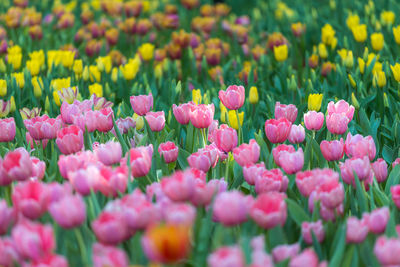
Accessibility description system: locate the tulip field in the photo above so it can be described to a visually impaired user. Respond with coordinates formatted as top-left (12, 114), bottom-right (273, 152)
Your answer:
top-left (3, 0), bottom-right (400, 266)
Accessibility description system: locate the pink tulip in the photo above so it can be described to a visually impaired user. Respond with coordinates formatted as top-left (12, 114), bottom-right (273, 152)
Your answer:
top-left (12, 220), bottom-right (55, 262)
top-left (251, 247), bottom-right (274, 267)
top-left (346, 216), bottom-right (369, 243)
top-left (255, 168), bottom-right (288, 193)
top-left (272, 244), bottom-right (300, 263)
top-left (214, 124), bottom-right (238, 152)
top-left (93, 243), bottom-right (129, 267)
top-left (213, 191), bottom-right (249, 226)
top-left (289, 248), bottom-right (319, 267)
top-left (243, 163), bottom-right (266, 185)
top-left (26, 132), bottom-right (48, 150)
top-left (0, 200), bottom-right (16, 235)
top-left (207, 120), bottom-right (219, 143)
top-left (126, 144), bottom-right (153, 177)
top-left (302, 220), bottom-right (325, 244)
top-left (344, 133), bottom-right (376, 161)
top-left (250, 192), bottom-right (287, 229)
top-left (288, 124), bottom-right (305, 144)
top-left (264, 117), bottom-right (292, 143)
top-left (24, 115), bottom-right (49, 140)
top-left (327, 100), bottom-right (355, 121)
top-left (172, 102), bottom-right (193, 125)
top-left (119, 190), bottom-right (161, 230)
top-left (191, 178), bottom-right (225, 206)
top-left (278, 147), bottom-right (304, 174)
top-left (96, 107), bottom-right (114, 132)
top-left (187, 150), bottom-right (212, 173)
top-left (319, 203), bottom-right (343, 222)
top-left (364, 207), bottom-right (389, 234)
top-left (273, 144), bottom-right (295, 167)
top-left (100, 165), bottom-right (129, 197)
top-left (164, 203), bottom-right (196, 225)
top-left (393, 158), bottom-right (400, 168)
top-left (189, 103), bottom-right (215, 129)
top-left (0, 237), bottom-right (20, 267)
top-left (392, 185), bottom-right (400, 209)
top-left (31, 157), bottom-right (46, 180)
top-left (112, 117), bottom-right (136, 135)
top-left (317, 172), bottom-right (344, 209)
top-left (374, 236), bottom-right (400, 266)
top-left (145, 111), bottom-right (165, 132)
top-left (73, 110), bottom-right (98, 132)
top-left (44, 182), bottom-right (73, 205)
top-left (95, 141), bottom-right (122, 166)
top-left (68, 165), bottom-right (102, 196)
top-left (208, 245), bottom-right (246, 267)
top-left (48, 194), bottom-right (86, 229)
top-left (303, 111), bottom-right (324, 131)
top-left (296, 170), bottom-right (322, 197)
top-left (161, 169), bottom-right (196, 202)
top-left (92, 211), bottom-right (129, 245)
top-left (320, 138), bottom-right (344, 161)
top-left (58, 151), bottom-right (91, 179)
top-left (158, 141), bottom-right (179, 163)
top-left (275, 102), bottom-right (298, 123)
top-left (60, 99), bottom-right (92, 124)
top-left (326, 112), bottom-right (350, 135)
top-left (56, 125), bottom-right (84, 155)
top-left (0, 118), bottom-right (16, 142)
top-left (12, 180), bottom-right (48, 220)
top-left (233, 139), bottom-right (260, 166)
top-left (372, 158), bottom-right (388, 183)
top-left (340, 156), bottom-right (373, 186)
top-left (218, 85), bottom-right (245, 110)
top-left (2, 147), bottom-right (33, 181)
top-left (130, 93), bottom-right (153, 116)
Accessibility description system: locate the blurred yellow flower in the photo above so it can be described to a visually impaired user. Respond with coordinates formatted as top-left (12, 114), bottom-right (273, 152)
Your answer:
top-left (12, 72), bottom-right (25, 89)
top-left (352, 24), bottom-right (367, 42)
top-left (83, 66), bottom-right (90, 81)
top-left (0, 59), bottom-right (6, 73)
top-left (73, 60), bottom-right (83, 77)
top-left (61, 51), bottom-right (75, 68)
top-left (10, 96), bottom-right (16, 113)
top-left (32, 77), bottom-right (43, 98)
top-left (26, 60), bottom-right (41, 76)
top-left (0, 79), bottom-right (7, 97)
top-left (273, 44), bottom-right (288, 62)
top-left (391, 63), bottom-right (400, 82)
top-left (393, 25), bottom-right (400, 45)
top-left (308, 93), bottom-right (323, 111)
top-left (111, 67), bottom-right (119, 82)
top-left (51, 78), bottom-right (71, 106)
top-left (89, 65), bottom-right (101, 82)
top-left (371, 33), bottom-right (384, 51)
top-left (351, 92), bottom-right (360, 109)
top-left (138, 43), bottom-right (155, 61)
top-left (155, 64), bottom-right (163, 79)
top-left (318, 43), bottom-right (328, 59)
top-left (228, 110), bottom-right (244, 130)
top-left (192, 89), bottom-right (202, 105)
top-left (133, 113), bottom-right (144, 130)
top-left (220, 102), bottom-right (227, 123)
top-left (29, 50), bottom-right (45, 67)
top-left (119, 58), bottom-right (140, 81)
top-left (373, 71), bottom-right (386, 88)
top-left (249, 86), bottom-right (259, 104)
top-left (8, 53), bottom-right (22, 70)
top-left (381, 10), bottom-right (395, 26)
top-left (348, 74), bottom-right (356, 88)
top-left (346, 14), bottom-right (360, 29)
top-left (97, 56), bottom-right (112, 73)
top-left (321, 24), bottom-right (336, 45)
top-left (89, 83), bottom-right (103, 97)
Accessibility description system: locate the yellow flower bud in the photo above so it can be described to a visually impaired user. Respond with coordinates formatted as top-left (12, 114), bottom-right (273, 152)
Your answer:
top-left (26, 60), bottom-right (41, 76)
top-left (73, 60), bottom-right (83, 75)
top-left (383, 92), bottom-right (389, 108)
top-left (348, 74), bottom-right (356, 88)
top-left (82, 66), bottom-right (90, 81)
top-left (351, 92), bottom-right (360, 109)
top-left (155, 64), bottom-right (163, 79)
top-left (0, 59), bottom-right (6, 73)
top-left (393, 26), bottom-right (400, 45)
top-left (373, 71), bottom-right (386, 87)
top-left (138, 43), bottom-right (155, 61)
top-left (381, 11), bottom-right (395, 26)
top-left (111, 67), bottom-right (119, 82)
top-left (228, 110), bottom-right (244, 130)
top-left (344, 51), bottom-right (354, 68)
top-left (89, 83), bottom-right (103, 97)
top-left (308, 93), bottom-right (323, 111)
top-left (0, 79), bottom-right (7, 97)
top-left (220, 102), bottom-right (227, 123)
top-left (192, 89), bottom-right (202, 105)
top-left (133, 113), bottom-right (144, 130)
top-left (318, 43), bottom-right (328, 59)
top-left (358, 58), bottom-right (365, 74)
top-left (321, 24), bottom-right (336, 45)
top-left (8, 54), bottom-right (22, 70)
top-left (45, 96), bottom-right (50, 112)
top-left (346, 14), bottom-right (360, 29)
top-left (249, 86), bottom-right (259, 104)
top-left (273, 44), bottom-right (288, 62)
top-left (371, 32), bottom-right (384, 51)
top-left (119, 58), bottom-right (140, 81)
top-left (10, 96), bottom-right (16, 113)
top-left (89, 65), bottom-right (101, 82)
top-left (32, 77), bottom-right (43, 98)
top-left (391, 63), bottom-right (400, 82)
top-left (12, 72), bottom-right (25, 89)
top-left (352, 24), bottom-right (367, 42)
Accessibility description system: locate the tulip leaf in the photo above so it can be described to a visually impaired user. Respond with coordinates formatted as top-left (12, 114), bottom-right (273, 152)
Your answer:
top-left (286, 198), bottom-right (311, 226)
top-left (328, 224), bottom-right (346, 267)
top-left (354, 172), bottom-right (368, 214)
top-left (177, 148), bottom-right (191, 169)
top-left (385, 164), bottom-right (400, 195)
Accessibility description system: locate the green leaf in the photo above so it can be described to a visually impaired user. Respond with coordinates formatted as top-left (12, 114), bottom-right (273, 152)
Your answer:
top-left (285, 198), bottom-right (311, 226)
top-left (329, 224), bottom-right (346, 267)
top-left (112, 117), bottom-right (129, 154)
top-left (385, 165), bottom-right (400, 195)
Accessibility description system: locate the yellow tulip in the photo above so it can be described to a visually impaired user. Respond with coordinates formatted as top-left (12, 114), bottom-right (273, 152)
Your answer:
top-left (26, 60), bottom-right (41, 76)
top-left (321, 24), bottom-right (336, 45)
top-left (8, 54), bottom-right (22, 70)
top-left (348, 74), bottom-right (356, 88)
top-left (308, 93), bottom-right (323, 111)
top-left (0, 59), bottom-right (6, 73)
top-left (97, 56), bottom-right (112, 73)
top-left (111, 67), bottom-right (119, 82)
top-left (351, 92), bottom-right (360, 109)
top-left (371, 32), bottom-right (384, 51)
top-left (12, 72), bottom-right (25, 89)
top-left (89, 65), bottom-right (101, 82)
top-left (220, 102), bottom-right (227, 123)
top-left (32, 77), bottom-right (43, 98)
top-left (373, 71), bottom-right (386, 88)
top-left (73, 60), bottom-right (83, 76)
top-left (0, 79), bottom-right (7, 97)
top-left (192, 89), bottom-right (202, 105)
top-left (381, 11), bottom-right (395, 26)
top-left (391, 63), bottom-right (400, 82)
top-left (82, 66), bottom-right (90, 81)
top-left (344, 51), bottom-right (354, 68)
top-left (346, 14), bottom-right (360, 29)
top-left (133, 113), bottom-right (144, 130)
top-left (228, 110), bottom-right (244, 130)
top-left (119, 58), bottom-right (140, 81)
top-left (318, 43), bottom-right (328, 59)
top-left (61, 51), bottom-right (75, 68)
top-left (155, 64), bottom-right (163, 79)
top-left (249, 86), bottom-right (259, 104)
top-left (352, 24), bottom-right (367, 42)
top-left (393, 25), bottom-right (400, 45)
top-left (273, 44), bottom-right (288, 62)
top-left (138, 43), bottom-right (155, 61)
top-left (45, 96), bottom-right (50, 112)
top-left (10, 96), bottom-right (16, 113)
top-left (89, 83), bottom-right (103, 97)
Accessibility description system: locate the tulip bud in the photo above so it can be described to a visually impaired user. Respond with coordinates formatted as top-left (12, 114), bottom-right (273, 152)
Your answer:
top-left (344, 51), bottom-right (354, 68)
top-left (32, 77), bottom-right (43, 98)
top-left (249, 86), bottom-right (259, 104)
top-left (363, 47), bottom-right (369, 61)
top-left (373, 71), bottom-right (386, 88)
top-left (82, 66), bottom-right (90, 81)
top-left (111, 67), bottom-right (118, 82)
top-left (288, 75), bottom-right (297, 91)
top-left (0, 79), bottom-right (7, 97)
top-left (348, 74), bottom-right (356, 88)
top-left (0, 59), bottom-right (6, 73)
top-left (351, 93), bottom-right (360, 109)
top-left (383, 92), bottom-right (389, 108)
top-left (10, 96), bottom-right (16, 113)
top-left (45, 96), bottom-right (50, 112)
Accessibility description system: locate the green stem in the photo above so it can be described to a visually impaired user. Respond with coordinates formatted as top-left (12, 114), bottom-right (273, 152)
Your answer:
top-left (235, 110), bottom-right (242, 144)
top-left (225, 153), bottom-right (231, 185)
top-left (74, 228), bottom-right (89, 266)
